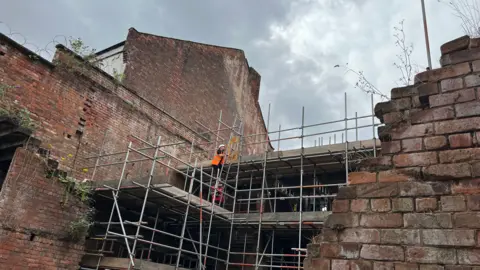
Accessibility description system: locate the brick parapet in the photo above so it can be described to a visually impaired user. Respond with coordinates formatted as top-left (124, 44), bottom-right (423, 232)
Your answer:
top-left (348, 35), bottom-right (480, 189)
top-left (305, 36), bottom-right (480, 269)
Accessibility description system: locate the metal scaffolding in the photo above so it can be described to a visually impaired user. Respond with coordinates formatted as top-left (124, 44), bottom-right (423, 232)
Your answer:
top-left (83, 92), bottom-right (380, 270)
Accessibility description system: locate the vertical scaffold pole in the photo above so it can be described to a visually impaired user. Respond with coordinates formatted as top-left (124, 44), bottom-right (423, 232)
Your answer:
top-left (90, 129), bottom-right (108, 182)
top-left (355, 112), bottom-right (358, 141)
top-left (226, 123), bottom-right (244, 270)
top-left (111, 190), bottom-right (136, 267)
top-left (184, 139), bottom-right (196, 191)
top-left (344, 93), bottom-right (349, 184)
top-left (203, 181), bottom-right (219, 267)
top-left (130, 136), bottom-right (162, 269)
top-left (214, 110), bottom-right (223, 158)
top-left (147, 209), bottom-right (160, 261)
top-left (95, 141), bottom-right (132, 270)
top-left (298, 106), bottom-right (305, 269)
top-left (270, 230), bottom-right (275, 270)
top-left (313, 165), bottom-right (316, 212)
top-left (242, 233), bottom-right (248, 269)
top-left (176, 158), bottom-right (199, 269)
top-left (199, 164), bottom-right (204, 270)
top-left (208, 110), bottom-right (223, 203)
top-left (371, 94), bottom-right (377, 157)
top-left (247, 173), bottom-right (253, 214)
top-left (255, 103), bottom-right (270, 270)
top-left (277, 124), bottom-right (281, 151)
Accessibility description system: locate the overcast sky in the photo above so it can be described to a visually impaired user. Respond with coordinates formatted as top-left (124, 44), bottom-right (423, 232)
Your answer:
top-left (0, 0), bottom-right (468, 150)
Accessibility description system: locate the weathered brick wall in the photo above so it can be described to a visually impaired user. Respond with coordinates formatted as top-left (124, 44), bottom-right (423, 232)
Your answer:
top-left (304, 36), bottom-right (480, 269)
top-left (123, 28), bottom-right (271, 155)
top-left (0, 33), bottom-right (218, 183)
top-left (0, 148), bottom-right (88, 269)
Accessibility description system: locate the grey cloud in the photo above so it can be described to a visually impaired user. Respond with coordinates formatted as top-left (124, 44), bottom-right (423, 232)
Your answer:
top-left (0, 0), bottom-right (468, 151)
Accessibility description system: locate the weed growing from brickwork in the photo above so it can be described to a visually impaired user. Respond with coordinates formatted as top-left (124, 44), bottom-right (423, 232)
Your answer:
top-left (438, 0), bottom-right (480, 37)
top-left (335, 20), bottom-right (424, 100)
top-left (45, 166), bottom-right (95, 242)
top-left (67, 207), bottom-right (95, 242)
top-left (393, 20), bottom-right (418, 86)
top-left (0, 83), bottom-right (38, 130)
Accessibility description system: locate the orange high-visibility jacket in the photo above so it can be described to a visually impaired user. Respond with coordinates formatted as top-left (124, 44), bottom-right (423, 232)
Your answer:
top-left (211, 153), bottom-right (225, 166)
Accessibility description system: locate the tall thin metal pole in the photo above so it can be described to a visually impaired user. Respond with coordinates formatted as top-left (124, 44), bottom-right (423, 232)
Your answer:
top-left (270, 231), bottom-right (275, 270)
top-left (246, 173), bottom-right (253, 213)
top-left (355, 112), bottom-right (358, 141)
top-left (421, 0), bottom-right (432, 70)
top-left (344, 93), bottom-right (349, 184)
top-left (199, 164), bottom-right (204, 270)
top-left (176, 158), bottom-right (198, 269)
top-left (298, 106), bottom-right (305, 269)
top-left (95, 141), bottom-right (132, 270)
top-left (313, 165), bottom-right (316, 212)
top-left (90, 129), bottom-right (108, 182)
top-left (165, 144), bottom-right (177, 176)
top-left (147, 209), bottom-right (160, 261)
top-left (130, 136), bottom-right (162, 268)
top-left (205, 121), bottom-right (239, 268)
top-left (111, 190), bottom-right (136, 267)
top-left (214, 233), bottom-right (221, 270)
top-left (255, 103), bottom-right (271, 270)
top-left (277, 124), bottom-right (281, 151)
top-left (203, 174), bottom-right (220, 268)
top-left (226, 123), bottom-right (244, 270)
top-left (184, 139), bottom-right (196, 191)
top-left (273, 176), bottom-right (277, 213)
top-left (214, 110), bottom-right (223, 158)
top-left (242, 233), bottom-right (248, 269)
top-left (371, 94), bottom-right (377, 157)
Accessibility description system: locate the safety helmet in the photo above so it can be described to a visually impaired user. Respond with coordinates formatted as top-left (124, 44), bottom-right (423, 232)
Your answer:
top-left (218, 144), bottom-right (225, 149)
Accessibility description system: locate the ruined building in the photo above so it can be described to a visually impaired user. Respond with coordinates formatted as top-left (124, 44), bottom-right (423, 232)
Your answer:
top-left (4, 27), bottom-right (478, 270)
top-left (0, 28), bottom-right (270, 269)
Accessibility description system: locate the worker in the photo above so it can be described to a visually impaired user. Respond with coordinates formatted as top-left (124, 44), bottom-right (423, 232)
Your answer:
top-left (211, 182), bottom-right (225, 205)
top-left (211, 144), bottom-right (227, 177)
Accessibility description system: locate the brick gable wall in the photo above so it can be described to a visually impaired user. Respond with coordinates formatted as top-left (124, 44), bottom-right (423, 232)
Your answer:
top-left (123, 28), bottom-right (271, 155)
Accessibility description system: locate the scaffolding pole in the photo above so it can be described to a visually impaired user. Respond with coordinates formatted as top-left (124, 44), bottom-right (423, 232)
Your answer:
top-left (344, 93), bottom-right (349, 184)
top-left (129, 136), bottom-right (162, 269)
top-left (226, 123), bottom-right (244, 270)
top-left (147, 209), bottom-right (160, 261)
top-left (298, 106), bottom-right (304, 269)
top-left (176, 158), bottom-right (198, 269)
top-left (95, 142), bottom-right (132, 270)
top-left (254, 103), bottom-right (270, 270)
top-left (199, 164), bottom-right (204, 270)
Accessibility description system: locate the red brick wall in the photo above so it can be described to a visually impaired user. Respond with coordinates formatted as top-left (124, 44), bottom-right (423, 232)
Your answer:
top-left (304, 36), bottom-right (480, 269)
top-left (0, 148), bottom-right (88, 269)
top-left (123, 28), bottom-right (270, 156)
top-left (0, 33), bottom-right (216, 183)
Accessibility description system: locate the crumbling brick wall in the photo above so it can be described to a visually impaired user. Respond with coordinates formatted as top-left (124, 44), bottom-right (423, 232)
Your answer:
top-left (0, 148), bottom-right (89, 269)
top-left (0, 33), bottom-right (229, 184)
top-left (123, 28), bottom-right (271, 155)
top-left (304, 36), bottom-right (480, 269)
